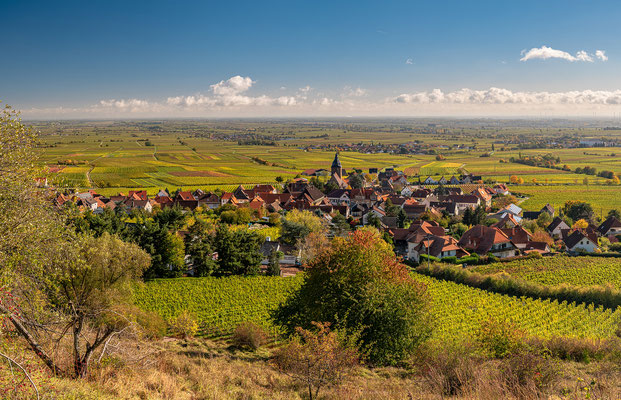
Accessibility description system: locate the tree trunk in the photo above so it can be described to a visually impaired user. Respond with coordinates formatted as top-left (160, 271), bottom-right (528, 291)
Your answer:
top-left (0, 303), bottom-right (65, 376)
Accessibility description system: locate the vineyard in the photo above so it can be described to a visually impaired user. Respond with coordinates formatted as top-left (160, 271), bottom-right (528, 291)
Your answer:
top-left (414, 274), bottom-right (621, 341)
top-left (133, 275), bottom-right (304, 336)
top-left (134, 273), bottom-right (621, 341)
top-left (471, 256), bottom-right (621, 289)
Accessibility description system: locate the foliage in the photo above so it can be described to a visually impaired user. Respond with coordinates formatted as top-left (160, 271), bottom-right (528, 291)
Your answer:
top-left (127, 219), bottom-right (185, 279)
top-left (563, 201), bottom-right (595, 223)
top-left (213, 224), bottom-right (262, 276)
top-left (477, 319), bottom-right (525, 358)
top-left (274, 229), bottom-right (432, 365)
top-left (267, 249), bottom-right (283, 276)
top-left (280, 209), bottom-right (326, 245)
top-left (462, 205), bottom-right (487, 226)
top-left (169, 310), bottom-right (199, 339)
top-left (184, 219), bottom-right (218, 277)
top-left (232, 322), bottom-right (268, 350)
top-left (273, 322), bottom-right (358, 400)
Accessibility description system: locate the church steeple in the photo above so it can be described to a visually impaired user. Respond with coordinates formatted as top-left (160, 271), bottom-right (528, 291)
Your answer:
top-left (331, 152), bottom-right (343, 177)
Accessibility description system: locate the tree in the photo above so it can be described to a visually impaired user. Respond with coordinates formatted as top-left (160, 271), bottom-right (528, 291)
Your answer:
top-left (281, 209), bottom-right (327, 246)
top-left (153, 203), bottom-right (186, 230)
top-left (509, 175), bottom-right (519, 184)
top-left (184, 219), bottom-right (218, 276)
top-left (563, 201), bottom-right (595, 223)
top-left (274, 322), bottom-right (358, 400)
top-left (331, 212), bottom-right (350, 236)
top-left (127, 219), bottom-right (186, 279)
top-left (267, 248), bottom-right (283, 276)
top-left (213, 224), bottom-right (262, 275)
top-left (536, 211), bottom-right (552, 228)
top-left (348, 173), bottom-right (365, 189)
top-left (274, 229), bottom-right (432, 365)
top-left (463, 205), bottom-right (487, 226)
top-left (608, 209), bottom-right (621, 220)
top-left (572, 219), bottom-right (589, 229)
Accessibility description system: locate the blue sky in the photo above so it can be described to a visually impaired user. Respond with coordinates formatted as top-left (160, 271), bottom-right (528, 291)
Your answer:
top-left (3, 0), bottom-right (621, 118)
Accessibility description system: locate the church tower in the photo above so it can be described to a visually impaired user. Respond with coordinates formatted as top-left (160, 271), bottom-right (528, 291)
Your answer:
top-left (331, 152), bottom-right (343, 178)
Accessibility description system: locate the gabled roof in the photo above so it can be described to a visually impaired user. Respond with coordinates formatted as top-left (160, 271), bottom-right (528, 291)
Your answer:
top-left (327, 189), bottom-right (349, 198)
top-left (500, 226), bottom-right (533, 244)
top-left (458, 225), bottom-right (515, 254)
top-left (176, 191), bottom-right (195, 201)
top-left (491, 213), bottom-right (521, 228)
top-left (598, 216), bottom-right (621, 236)
top-left (564, 230), bottom-right (597, 249)
top-left (547, 217), bottom-right (569, 232)
top-left (128, 190), bottom-right (148, 201)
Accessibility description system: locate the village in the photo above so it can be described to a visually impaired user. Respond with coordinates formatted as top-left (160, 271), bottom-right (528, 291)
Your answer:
top-left (51, 152), bottom-right (621, 274)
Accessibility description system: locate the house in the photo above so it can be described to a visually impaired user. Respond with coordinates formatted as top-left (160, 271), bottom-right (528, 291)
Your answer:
top-left (470, 187), bottom-right (492, 208)
top-left (260, 240), bottom-right (301, 269)
top-left (128, 190), bottom-right (148, 201)
top-left (362, 206), bottom-right (386, 225)
top-left (449, 175), bottom-right (461, 185)
top-left (523, 204), bottom-right (555, 220)
top-left (407, 234), bottom-right (469, 263)
top-left (458, 225), bottom-right (520, 258)
top-left (423, 176), bottom-right (437, 185)
top-left (524, 241), bottom-right (552, 255)
top-left (547, 217), bottom-right (570, 238)
top-left (491, 213), bottom-right (522, 229)
top-left (500, 226), bottom-right (533, 249)
top-left (564, 230), bottom-right (599, 253)
top-left (402, 203), bottom-right (427, 220)
top-left (597, 217), bottom-right (621, 237)
top-left (198, 192), bottom-right (221, 209)
top-left (494, 184), bottom-right (510, 196)
top-left (233, 185), bottom-right (250, 203)
top-left (327, 189), bottom-right (350, 205)
top-left (447, 194), bottom-right (480, 213)
top-left (438, 176), bottom-right (448, 185)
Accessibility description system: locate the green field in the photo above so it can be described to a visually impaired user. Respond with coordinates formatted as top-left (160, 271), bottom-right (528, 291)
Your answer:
top-left (30, 120), bottom-right (621, 211)
top-left (134, 273), bottom-right (621, 341)
top-left (472, 256), bottom-right (621, 289)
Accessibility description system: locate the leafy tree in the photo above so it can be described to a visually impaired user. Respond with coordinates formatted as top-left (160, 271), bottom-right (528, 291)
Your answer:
top-left (127, 219), bottom-right (185, 279)
top-left (536, 211), bottom-right (552, 228)
top-left (267, 248), bottom-right (284, 276)
top-left (366, 212), bottom-right (382, 228)
top-left (348, 173), bottom-right (365, 189)
top-left (563, 201), bottom-right (595, 223)
top-left (462, 205), bottom-right (487, 226)
top-left (608, 209), bottom-right (621, 220)
top-left (274, 229), bottom-right (432, 365)
top-left (153, 203), bottom-right (186, 230)
top-left (331, 212), bottom-right (350, 236)
top-left (184, 219), bottom-right (218, 276)
top-left (281, 209), bottom-right (327, 245)
top-left (213, 224), bottom-right (262, 275)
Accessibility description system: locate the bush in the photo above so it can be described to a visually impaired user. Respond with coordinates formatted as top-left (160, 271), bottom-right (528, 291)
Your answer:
top-left (169, 310), bottom-right (199, 339)
top-left (232, 322), bottom-right (268, 350)
top-left (416, 343), bottom-right (479, 396)
top-left (477, 319), bottom-right (525, 358)
top-left (273, 322), bottom-right (358, 400)
top-left (274, 229), bottom-right (431, 366)
top-left (135, 309), bottom-right (167, 339)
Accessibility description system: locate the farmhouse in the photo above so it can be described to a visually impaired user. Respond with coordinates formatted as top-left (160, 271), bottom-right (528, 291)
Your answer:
top-left (458, 225), bottom-right (520, 258)
top-left (598, 216), bottom-right (621, 237)
top-left (564, 230), bottom-right (599, 253)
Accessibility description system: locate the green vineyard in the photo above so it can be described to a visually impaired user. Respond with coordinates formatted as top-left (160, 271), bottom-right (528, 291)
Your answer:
top-left (471, 256), bottom-right (621, 289)
top-left (134, 273), bottom-right (621, 341)
top-left (414, 274), bottom-right (621, 341)
top-left (133, 275), bottom-right (304, 336)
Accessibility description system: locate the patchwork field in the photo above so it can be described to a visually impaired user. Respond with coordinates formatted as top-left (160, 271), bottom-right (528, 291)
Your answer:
top-left (31, 120), bottom-right (621, 212)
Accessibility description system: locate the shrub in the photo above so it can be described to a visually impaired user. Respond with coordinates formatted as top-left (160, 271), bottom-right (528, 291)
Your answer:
top-left (273, 322), bottom-right (358, 400)
top-left (477, 319), bottom-right (525, 358)
top-left (170, 310), bottom-right (199, 339)
top-left (274, 228), bottom-right (431, 366)
top-left (415, 343), bottom-right (479, 396)
top-left (500, 353), bottom-right (559, 396)
top-left (232, 322), bottom-right (268, 350)
top-left (135, 309), bottom-right (167, 339)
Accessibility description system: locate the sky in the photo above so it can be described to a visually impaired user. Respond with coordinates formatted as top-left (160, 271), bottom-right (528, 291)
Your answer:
top-left (3, 0), bottom-right (621, 119)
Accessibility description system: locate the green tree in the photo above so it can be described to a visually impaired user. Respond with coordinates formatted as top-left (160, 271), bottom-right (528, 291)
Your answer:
top-left (184, 219), bottom-right (218, 276)
top-left (563, 201), bottom-right (595, 223)
top-left (127, 220), bottom-right (185, 279)
top-left (331, 212), bottom-right (350, 236)
top-left (281, 209), bottom-right (327, 245)
top-left (607, 209), bottom-right (621, 220)
top-left (213, 224), bottom-right (262, 275)
top-left (267, 248), bottom-right (283, 276)
top-left (153, 203), bottom-right (186, 230)
top-left (348, 173), bottom-right (365, 189)
top-left (273, 229), bottom-right (431, 365)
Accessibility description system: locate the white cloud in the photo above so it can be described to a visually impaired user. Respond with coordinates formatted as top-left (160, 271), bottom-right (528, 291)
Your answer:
top-left (520, 45), bottom-right (605, 62)
top-left (342, 86), bottom-right (368, 97)
top-left (596, 50), bottom-right (608, 61)
top-left (210, 75), bottom-right (254, 96)
top-left (98, 98), bottom-right (152, 111)
top-left (393, 87), bottom-right (621, 105)
top-left (298, 85), bottom-right (312, 93)
top-left (405, 58), bottom-right (413, 65)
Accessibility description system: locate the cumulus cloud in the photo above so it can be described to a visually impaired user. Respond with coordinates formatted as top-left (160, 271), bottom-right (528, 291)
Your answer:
top-left (393, 87), bottom-right (621, 105)
top-left (520, 45), bottom-right (605, 62)
top-left (342, 86), bottom-right (368, 97)
top-left (406, 58), bottom-right (413, 65)
top-left (596, 50), bottom-right (608, 61)
top-left (98, 98), bottom-right (152, 112)
top-left (210, 75), bottom-right (254, 96)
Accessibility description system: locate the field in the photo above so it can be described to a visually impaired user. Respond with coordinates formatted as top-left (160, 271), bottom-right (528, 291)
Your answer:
top-left (134, 273), bottom-right (621, 342)
top-left (472, 256), bottom-right (621, 289)
top-left (30, 120), bottom-right (621, 213)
